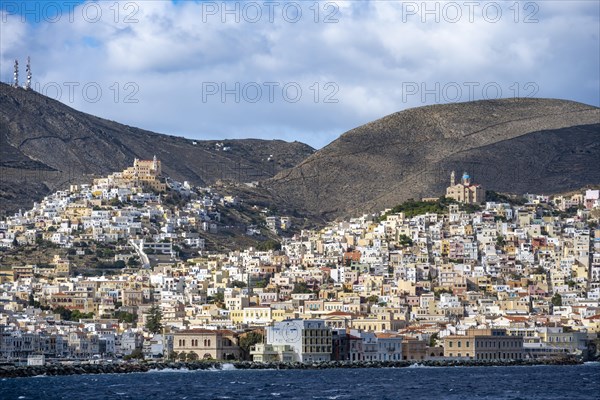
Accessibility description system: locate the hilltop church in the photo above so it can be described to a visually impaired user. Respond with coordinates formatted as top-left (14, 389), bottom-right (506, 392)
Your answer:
top-left (446, 171), bottom-right (484, 204)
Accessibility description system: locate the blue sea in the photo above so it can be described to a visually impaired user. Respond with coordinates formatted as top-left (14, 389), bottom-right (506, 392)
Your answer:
top-left (1, 363), bottom-right (599, 400)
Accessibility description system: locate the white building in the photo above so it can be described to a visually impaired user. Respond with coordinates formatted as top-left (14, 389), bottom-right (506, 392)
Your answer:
top-left (266, 319), bottom-right (332, 362)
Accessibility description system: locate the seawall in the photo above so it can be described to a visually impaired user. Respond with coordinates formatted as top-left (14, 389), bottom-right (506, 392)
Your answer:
top-left (0, 357), bottom-right (584, 379)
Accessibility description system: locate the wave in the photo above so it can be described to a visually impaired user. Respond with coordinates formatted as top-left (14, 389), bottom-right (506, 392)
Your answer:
top-left (147, 368), bottom-right (191, 373)
top-left (407, 363), bottom-right (434, 369)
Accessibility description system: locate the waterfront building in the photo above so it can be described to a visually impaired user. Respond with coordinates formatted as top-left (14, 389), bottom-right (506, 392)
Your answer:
top-left (443, 328), bottom-right (524, 360)
top-left (172, 329), bottom-right (240, 360)
top-left (266, 319), bottom-right (332, 362)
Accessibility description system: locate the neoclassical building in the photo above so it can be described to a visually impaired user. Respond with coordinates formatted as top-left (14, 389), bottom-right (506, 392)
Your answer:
top-left (446, 171), bottom-right (484, 204)
top-left (172, 329), bottom-right (241, 360)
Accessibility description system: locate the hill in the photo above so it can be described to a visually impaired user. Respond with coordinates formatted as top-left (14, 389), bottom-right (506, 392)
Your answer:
top-left (265, 98), bottom-right (600, 219)
top-left (0, 83), bottom-right (314, 215)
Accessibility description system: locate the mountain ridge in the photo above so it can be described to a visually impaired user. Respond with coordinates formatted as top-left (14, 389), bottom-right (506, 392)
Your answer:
top-left (265, 98), bottom-right (600, 218)
top-left (3, 82), bottom-right (599, 221)
top-left (0, 82), bottom-right (315, 215)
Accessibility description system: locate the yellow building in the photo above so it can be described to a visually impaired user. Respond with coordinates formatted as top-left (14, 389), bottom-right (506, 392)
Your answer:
top-left (93, 156), bottom-right (166, 192)
top-left (232, 306), bottom-right (273, 326)
top-left (444, 328), bottom-right (524, 360)
top-left (446, 171), bottom-right (484, 204)
top-left (53, 255), bottom-right (71, 277)
top-left (350, 313), bottom-right (406, 332)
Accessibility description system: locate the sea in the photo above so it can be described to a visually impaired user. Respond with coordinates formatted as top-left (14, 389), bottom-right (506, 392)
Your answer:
top-left (1, 363), bottom-right (599, 400)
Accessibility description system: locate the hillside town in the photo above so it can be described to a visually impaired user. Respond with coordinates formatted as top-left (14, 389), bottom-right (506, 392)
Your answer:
top-left (1, 159), bottom-right (600, 366)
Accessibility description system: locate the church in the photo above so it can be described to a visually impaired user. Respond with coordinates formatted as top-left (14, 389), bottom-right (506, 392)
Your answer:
top-left (446, 171), bottom-right (485, 204)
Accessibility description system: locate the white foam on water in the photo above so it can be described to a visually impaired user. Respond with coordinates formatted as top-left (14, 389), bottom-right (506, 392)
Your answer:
top-left (221, 363), bottom-right (236, 371)
top-left (148, 368), bottom-right (191, 373)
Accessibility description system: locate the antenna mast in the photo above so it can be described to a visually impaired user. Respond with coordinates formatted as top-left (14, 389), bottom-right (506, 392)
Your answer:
top-left (25, 56), bottom-right (32, 90)
top-left (13, 59), bottom-right (19, 88)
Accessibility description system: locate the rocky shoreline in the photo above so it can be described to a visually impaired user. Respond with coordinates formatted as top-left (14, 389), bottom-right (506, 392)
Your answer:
top-left (0, 357), bottom-right (584, 379)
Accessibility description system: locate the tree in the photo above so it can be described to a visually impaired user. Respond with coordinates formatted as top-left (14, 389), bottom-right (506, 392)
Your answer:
top-left (124, 348), bottom-right (144, 360)
top-left (186, 352), bottom-right (199, 362)
top-left (256, 240), bottom-right (281, 251)
top-left (231, 280), bottom-right (247, 288)
top-left (496, 235), bottom-right (506, 248)
top-left (178, 351), bottom-right (187, 361)
top-left (398, 234), bottom-right (413, 247)
top-left (366, 295), bottom-right (379, 304)
top-left (145, 306), bottom-right (163, 334)
top-left (239, 331), bottom-right (263, 360)
top-left (208, 292), bottom-right (225, 305)
top-left (53, 306), bottom-right (93, 321)
top-left (70, 310), bottom-right (94, 321)
top-left (53, 306), bottom-right (72, 321)
top-left (551, 293), bottom-right (562, 307)
top-left (292, 282), bottom-right (312, 294)
top-left (429, 332), bottom-right (439, 347)
top-left (252, 278), bottom-right (269, 289)
top-left (127, 257), bottom-right (140, 267)
top-left (114, 311), bottom-right (136, 324)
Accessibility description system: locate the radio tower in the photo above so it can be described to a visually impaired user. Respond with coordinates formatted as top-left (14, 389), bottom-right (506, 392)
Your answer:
top-left (13, 59), bottom-right (19, 88)
top-left (25, 57), bottom-right (32, 90)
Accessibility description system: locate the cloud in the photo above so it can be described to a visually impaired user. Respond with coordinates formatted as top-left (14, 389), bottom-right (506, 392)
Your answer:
top-left (1, 0), bottom-right (598, 149)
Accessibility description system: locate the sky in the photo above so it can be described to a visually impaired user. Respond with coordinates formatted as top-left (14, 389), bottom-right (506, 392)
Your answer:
top-left (1, 0), bottom-right (599, 149)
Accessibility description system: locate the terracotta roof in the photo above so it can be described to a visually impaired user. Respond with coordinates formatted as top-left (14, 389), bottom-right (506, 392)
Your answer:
top-left (327, 311), bottom-right (354, 317)
top-left (375, 333), bottom-right (401, 339)
top-left (402, 326), bottom-right (426, 332)
top-left (505, 316), bottom-right (529, 322)
top-left (176, 329), bottom-right (237, 335)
